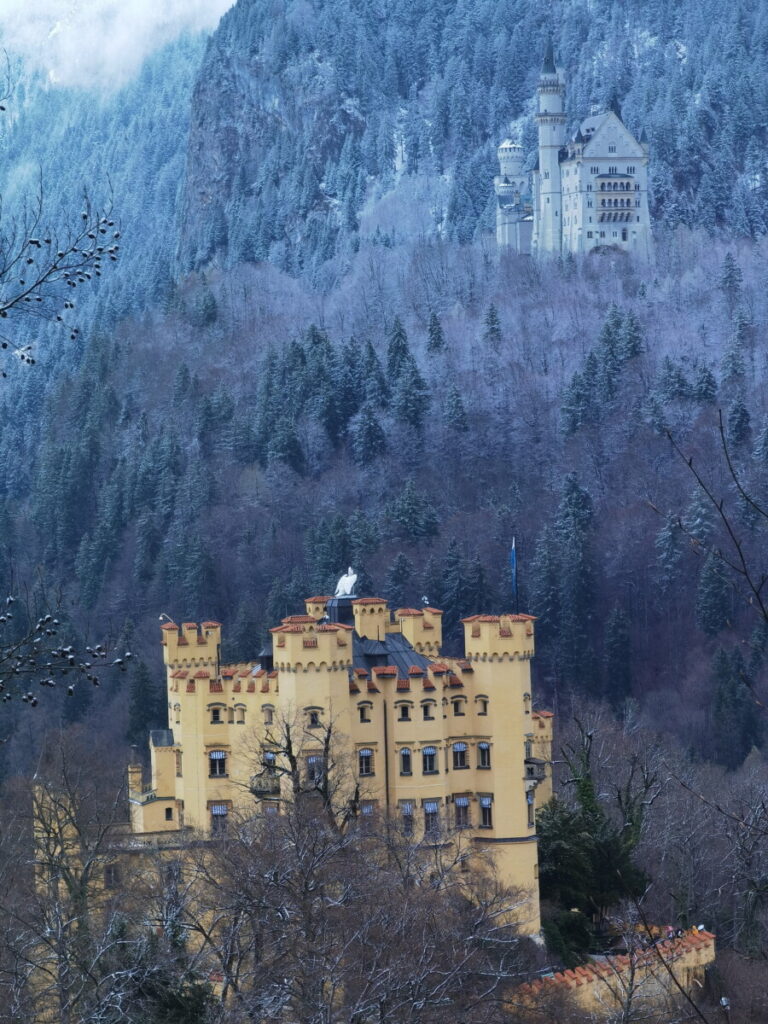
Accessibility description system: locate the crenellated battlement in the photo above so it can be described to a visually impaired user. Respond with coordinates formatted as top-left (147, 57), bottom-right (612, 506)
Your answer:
top-left (461, 614), bottom-right (535, 660)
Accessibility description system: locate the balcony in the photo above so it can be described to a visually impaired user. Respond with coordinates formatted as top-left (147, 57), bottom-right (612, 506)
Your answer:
top-left (250, 773), bottom-right (280, 797)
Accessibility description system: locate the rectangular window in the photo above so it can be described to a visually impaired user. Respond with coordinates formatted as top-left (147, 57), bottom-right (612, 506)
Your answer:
top-left (527, 792), bottom-right (535, 828)
top-left (454, 796), bottom-right (470, 829)
top-left (236, 707), bottom-right (245, 725)
top-left (308, 710), bottom-right (320, 728)
top-left (477, 699), bottom-right (488, 716)
top-left (590, 165), bottom-right (598, 174)
top-left (480, 797), bottom-right (493, 829)
top-left (452, 700), bottom-right (465, 717)
top-left (401, 802), bottom-right (414, 836)
top-left (398, 704), bottom-right (411, 721)
top-left (587, 231), bottom-right (593, 238)
top-left (264, 707), bottom-right (273, 725)
top-left (104, 864), bottom-right (120, 890)
top-left (211, 804), bottom-right (228, 834)
top-left (423, 704), bottom-right (434, 721)
top-left (452, 743), bottom-right (468, 770)
top-left (165, 807), bottom-right (173, 822)
top-left (400, 748), bottom-right (412, 775)
top-left (209, 751), bottom-right (227, 777)
top-left (608, 145), bottom-right (616, 153)
top-left (210, 708), bottom-right (222, 724)
top-left (307, 756), bottom-right (324, 784)
top-left (358, 748), bottom-right (374, 777)
top-left (175, 751), bottom-right (182, 777)
top-left (478, 743), bottom-right (491, 769)
top-left (422, 747), bottom-right (438, 774)
top-left (424, 800), bottom-right (439, 836)
top-left (359, 705), bottom-right (370, 723)
top-left (587, 200), bottom-right (592, 208)
top-left (587, 183), bottom-right (592, 191)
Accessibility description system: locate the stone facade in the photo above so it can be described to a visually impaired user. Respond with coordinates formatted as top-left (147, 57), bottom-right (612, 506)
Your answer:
top-left (496, 43), bottom-right (652, 259)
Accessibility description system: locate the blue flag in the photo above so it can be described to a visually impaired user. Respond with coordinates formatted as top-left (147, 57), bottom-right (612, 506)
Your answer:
top-left (510, 537), bottom-right (518, 611)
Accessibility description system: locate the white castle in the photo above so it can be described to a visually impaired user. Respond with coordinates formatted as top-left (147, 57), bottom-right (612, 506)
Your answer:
top-left (495, 41), bottom-right (652, 259)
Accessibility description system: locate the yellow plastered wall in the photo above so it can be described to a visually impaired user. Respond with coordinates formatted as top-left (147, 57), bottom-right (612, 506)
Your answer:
top-left (130, 603), bottom-right (553, 936)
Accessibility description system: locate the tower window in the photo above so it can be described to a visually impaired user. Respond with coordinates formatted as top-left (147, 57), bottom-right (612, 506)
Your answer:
top-left (175, 750), bottom-right (182, 777)
top-left (398, 704), bottom-right (411, 721)
top-left (590, 166), bottom-right (598, 174)
top-left (527, 791), bottom-right (535, 828)
top-left (165, 807), bottom-right (173, 821)
top-left (608, 144), bottom-right (616, 153)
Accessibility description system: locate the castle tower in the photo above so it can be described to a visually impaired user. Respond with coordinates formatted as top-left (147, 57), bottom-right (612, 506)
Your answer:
top-left (532, 39), bottom-right (566, 255)
top-left (494, 139), bottom-right (532, 254)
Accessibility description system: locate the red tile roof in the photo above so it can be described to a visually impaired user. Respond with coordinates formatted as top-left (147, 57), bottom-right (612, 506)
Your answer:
top-left (533, 710), bottom-right (554, 719)
top-left (372, 666), bottom-right (397, 676)
top-left (194, 670), bottom-right (209, 679)
top-left (305, 595), bottom-right (332, 602)
top-left (396, 678), bottom-right (410, 690)
top-left (352, 597), bottom-right (387, 605)
top-left (201, 620), bottom-right (222, 628)
top-left (160, 622), bottom-right (178, 631)
top-left (396, 608), bottom-right (423, 617)
top-left (422, 607), bottom-right (443, 615)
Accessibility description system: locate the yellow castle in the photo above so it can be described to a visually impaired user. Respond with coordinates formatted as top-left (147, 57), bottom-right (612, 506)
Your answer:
top-left (128, 584), bottom-right (553, 933)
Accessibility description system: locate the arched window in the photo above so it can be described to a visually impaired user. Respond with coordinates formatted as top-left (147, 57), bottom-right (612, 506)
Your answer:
top-left (452, 742), bottom-right (468, 770)
top-left (358, 748), bottom-right (374, 777)
top-left (400, 747), bottom-right (412, 775)
top-left (209, 751), bottom-right (227, 777)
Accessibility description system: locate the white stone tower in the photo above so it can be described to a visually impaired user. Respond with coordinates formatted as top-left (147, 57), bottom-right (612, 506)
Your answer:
top-left (532, 40), bottom-right (566, 255)
top-left (494, 140), bottom-right (532, 253)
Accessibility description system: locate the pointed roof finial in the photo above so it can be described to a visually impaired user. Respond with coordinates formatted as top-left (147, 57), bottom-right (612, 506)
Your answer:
top-left (542, 36), bottom-right (556, 75)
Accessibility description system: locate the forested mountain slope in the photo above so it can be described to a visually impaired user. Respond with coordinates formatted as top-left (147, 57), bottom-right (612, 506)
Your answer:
top-left (0, 0), bottom-right (767, 775)
top-left (181, 0), bottom-right (768, 275)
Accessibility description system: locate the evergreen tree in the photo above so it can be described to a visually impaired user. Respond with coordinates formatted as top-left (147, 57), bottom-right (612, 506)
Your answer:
top-left (387, 317), bottom-right (411, 378)
top-left (555, 474), bottom-right (597, 690)
top-left (426, 310), bottom-right (445, 353)
top-left (482, 304), bottom-right (502, 351)
top-left (127, 661), bottom-right (166, 747)
top-left (655, 515), bottom-right (683, 592)
top-left (727, 397), bottom-right (751, 449)
top-left (696, 552), bottom-right (730, 637)
top-left (350, 404), bottom-right (387, 466)
top-left (384, 552), bottom-right (415, 609)
top-left (603, 607), bottom-right (631, 708)
top-left (683, 489), bottom-right (714, 545)
top-left (443, 382), bottom-right (468, 432)
top-left (711, 648), bottom-right (763, 769)
top-left (691, 363), bottom-right (717, 404)
top-left (386, 480), bottom-right (439, 542)
top-left (719, 251), bottom-right (743, 309)
top-left (618, 311), bottom-right (643, 360)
